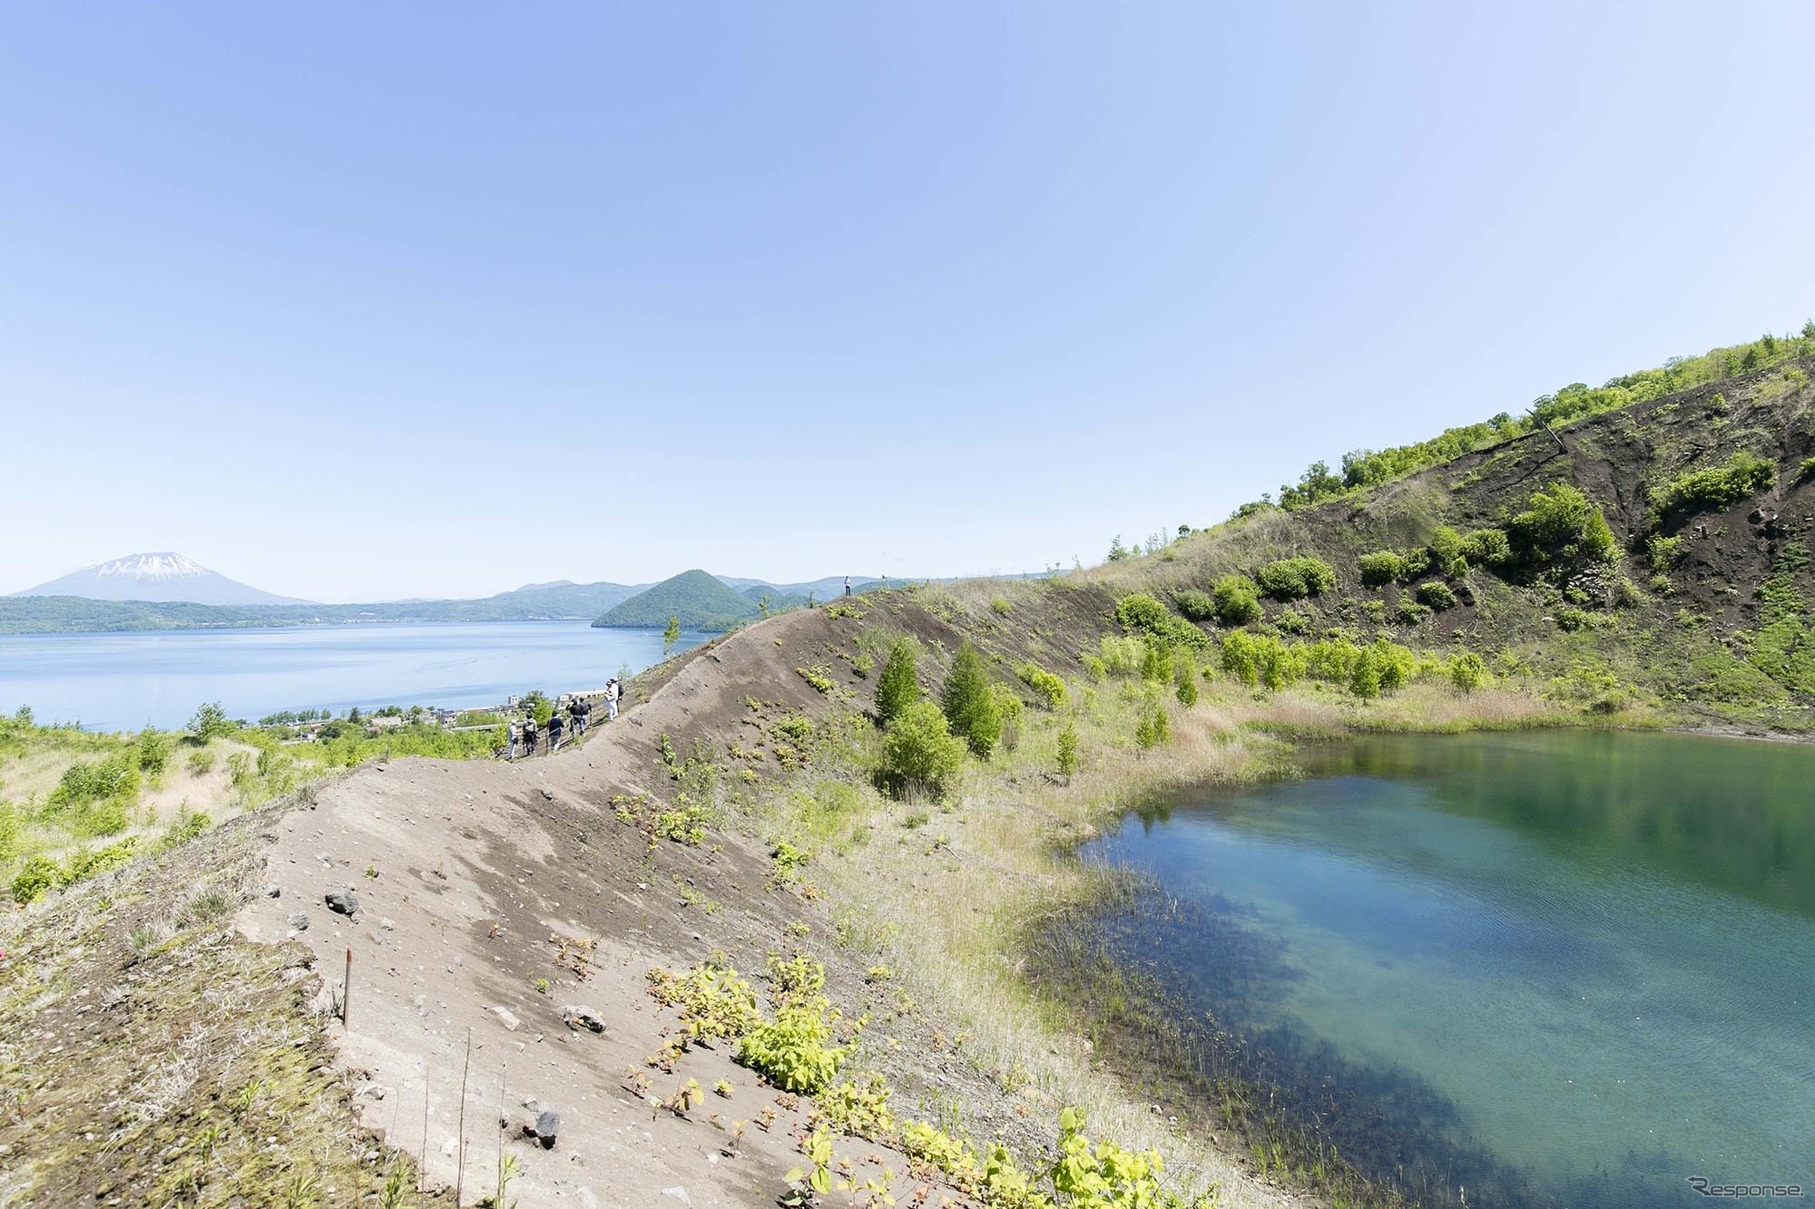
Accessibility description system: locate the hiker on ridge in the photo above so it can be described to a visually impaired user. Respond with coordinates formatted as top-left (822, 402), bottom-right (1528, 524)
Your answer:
top-left (605, 678), bottom-right (620, 721)
top-left (523, 713), bottom-right (539, 756)
top-left (547, 708), bottom-right (565, 753)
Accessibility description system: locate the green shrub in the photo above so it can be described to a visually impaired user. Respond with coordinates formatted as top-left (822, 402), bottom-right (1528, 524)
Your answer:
top-left (1211, 575), bottom-right (1263, 625)
top-left (1134, 696), bottom-right (1171, 750)
top-left (136, 730), bottom-right (171, 776)
top-left (1358, 551), bottom-right (1410, 586)
top-left (875, 637), bottom-right (921, 725)
top-left (186, 701), bottom-right (234, 742)
top-left (1460, 528), bottom-right (1513, 567)
top-left (1113, 593), bottom-right (1171, 633)
top-left (1427, 525), bottom-right (1465, 567)
top-left (0, 803), bottom-right (16, 866)
top-left (186, 747), bottom-right (217, 776)
top-left (1276, 607), bottom-right (1308, 634)
top-left (1115, 593), bottom-right (1213, 651)
top-left (1254, 556), bottom-right (1336, 600)
top-left (1508, 482), bottom-right (1618, 568)
top-left (1396, 599), bottom-right (1431, 625)
top-left (1555, 606), bottom-right (1593, 631)
top-left (1798, 456), bottom-right (1815, 482)
top-left (1016, 663), bottom-right (1068, 709)
top-left (735, 959), bottom-right (847, 1095)
top-left (1172, 589), bottom-right (1217, 621)
top-left (1450, 652), bottom-right (1487, 693)
top-left (1650, 451), bottom-right (1775, 520)
top-left (1055, 725), bottom-right (1079, 778)
top-left (1415, 581), bottom-right (1458, 610)
top-left (12, 856), bottom-right (60, 904)
top-left (1096, 635), bottom-right (1146, 678)
top-left (880, 701), bottom-right (965, 795)
top-left (941, 641), bottom-right (1002, 758)
top-left (1174, 652), bottom-right (1199, 706)
top-left (1138, 636), bottom-right (1173, 684)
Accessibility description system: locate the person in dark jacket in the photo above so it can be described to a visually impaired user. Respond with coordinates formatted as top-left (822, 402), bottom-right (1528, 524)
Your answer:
top-left (547, 709), bottom-right (565, 753)
top-left (523, 714), bottom-right (539, 756)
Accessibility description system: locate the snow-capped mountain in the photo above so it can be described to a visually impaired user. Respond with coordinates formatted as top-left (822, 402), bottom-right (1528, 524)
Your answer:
top-left (12, 553), bottom-right (313, 606)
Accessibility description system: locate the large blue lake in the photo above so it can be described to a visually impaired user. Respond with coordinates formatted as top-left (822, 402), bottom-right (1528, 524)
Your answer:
top-left (0, 622), bottom-right (711, 731)
top-left (1088, 730), bottom-right (1815, 1208)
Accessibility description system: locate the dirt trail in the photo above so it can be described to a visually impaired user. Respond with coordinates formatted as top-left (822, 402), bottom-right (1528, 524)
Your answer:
top-left (236, 607), bottom-right (1304, 1209)
top-left (235, 611), bottom-right (865, 1208)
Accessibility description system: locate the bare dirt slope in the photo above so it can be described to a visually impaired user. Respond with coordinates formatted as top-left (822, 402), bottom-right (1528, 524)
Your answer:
top-left (233, 603), bottom-right (1301, 1209)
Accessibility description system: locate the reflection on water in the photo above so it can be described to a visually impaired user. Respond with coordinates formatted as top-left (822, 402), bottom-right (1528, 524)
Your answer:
top-left (1084, 730), bottom-right (1815, 1208)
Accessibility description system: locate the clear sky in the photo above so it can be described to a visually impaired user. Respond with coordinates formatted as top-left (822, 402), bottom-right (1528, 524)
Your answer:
top-left (4, 3), bottom-right (1814, 602)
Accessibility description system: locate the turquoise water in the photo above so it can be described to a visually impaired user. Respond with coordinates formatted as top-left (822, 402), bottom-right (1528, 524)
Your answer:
top-left (0, 622), bottom-right (711, 731)
top-left (1093, 730), bottom-right (1815, 1207)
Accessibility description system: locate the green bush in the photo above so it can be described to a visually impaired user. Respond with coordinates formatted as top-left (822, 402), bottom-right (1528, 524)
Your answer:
top-left (875, 637), bottom-right (921, 725)
top-left (1115, 593), bottom-right (1213, 651)
top-left (1174, 652), bottom-right (1199, 706)
top-left (1095, 635), bottom-right (1145, 677)
top-left (1357, 551), bottom-right (1410, 586)
top-left (1650, 451), bottom-right (1776, 520)
top-left (735, 999), bottom-right (846, 1095)
top-left (1113, 593), bottom-right (1171, 634)
top-left (1450, 652), bottom-right (1487, 693)
top-left (1427, 525), bottom-right (1465, 567)
top-left (1254, 557), bottom-right (1336, 600)
top-left (186, 701), bottom-right (234, 742)
top-left (1415, 581), bottom-right (1458, 610)
top-left (136, 730), bottom-right (171, 776)
top-left (880, 701), bottom-right (966, 795)
top-left (1210, 575), bottom-right (1262, 625)
top-left (11, 856), bottom-right (59, 904)
top-left (1460, 527), bottom-right (1513, 567)
top-left (1138, 636), bottom-right (1173, 684)
top-left (941, 641), bottom-right (1002, 758)
top-left (1508, 482), bottom-right (1618, 568)
top-left (1055, 725), bottom-right (1079, 778)
top-left (1134, 696), bottom-right (1171, 750)
top-left (1172, 589), bottom-right (1217, 621)
top-left (1016, 663), bottom-right (1068, 709)
top-left (1798, 456), bottom-right (1815, 482)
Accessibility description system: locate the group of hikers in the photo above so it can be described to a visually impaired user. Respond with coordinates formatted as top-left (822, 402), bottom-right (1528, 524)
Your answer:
top-left (505, 677), bottom-right (622, 760)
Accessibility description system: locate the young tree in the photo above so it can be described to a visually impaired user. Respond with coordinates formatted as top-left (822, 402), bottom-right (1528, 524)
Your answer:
top-left (1174, 652), bottom-right (1199, 707)
top-left (940, 640), bottom-right (1001, 758)
top-left (187, 701), bottom-right (233, 741)
top-left (663, 615), bottom-right (681, 656)
top-left (1055, 724), bottom-right (1080, 780)
top-left (879, 700), bottom-right (966, 796)
top-left (875, 637), bottom-right (921, 725)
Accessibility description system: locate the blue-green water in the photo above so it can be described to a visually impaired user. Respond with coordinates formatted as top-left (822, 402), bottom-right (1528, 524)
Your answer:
top-left (0, 622), bottom-right (712, 731)
top-left (1092, 730), bottom-right (1815, 1207)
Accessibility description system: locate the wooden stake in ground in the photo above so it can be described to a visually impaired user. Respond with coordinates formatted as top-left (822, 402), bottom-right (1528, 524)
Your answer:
top-left (455, 1029), bottom-right (472, 1207)
top-left (343, 947), bottom-right (352, 1029)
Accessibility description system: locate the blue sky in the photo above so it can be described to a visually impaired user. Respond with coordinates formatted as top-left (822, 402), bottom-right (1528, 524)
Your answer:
top-left (4, 3), bottom-right (1814, 602)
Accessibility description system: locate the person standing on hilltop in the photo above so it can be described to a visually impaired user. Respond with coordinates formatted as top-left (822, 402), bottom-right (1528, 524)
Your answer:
top-left (844, 576), bottom-right (852, 596)
top-left (523, 712), bottom-right (539, 757)
top-left (507, 717), bottom-right (523, 760)
top-left (569, 695), bottom-right (588, 737)
top-left (547, 708), bottom-right (565, 753)
top-left (605, 678), bottom-right (620, 721)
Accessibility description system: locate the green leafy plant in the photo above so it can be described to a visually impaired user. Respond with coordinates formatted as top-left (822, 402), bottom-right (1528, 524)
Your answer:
top-left (878, 701), bottom-right (965, 796)
top-left (1254, 556), bottom-right (1336, 600)
top-left (1210, 575), bottom-right (1262, 625)
top-left (874, 637), bottom-right (922, 726)
top-left (940, 641), bottom-right (1001, 758)
top-left (1650, 451), bottom-right (1775, 522)
top-left (1055, 725), bottom-right (1080, 779)
top-left (1016, 663), bottom-right (1068, 709)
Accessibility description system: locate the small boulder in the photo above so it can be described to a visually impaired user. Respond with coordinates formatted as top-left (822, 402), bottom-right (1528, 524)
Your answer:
top-left (534, 1109), bottom-right (560, 1148)
top-left (492, 1006), bottom-right (522, 1032)
top-left (264, 885), bottom-right (282, 899)
top-left (325, 890), bottom-right (359, 916)
top-left (288, 912), bottom-right (310, 931)
top-left (562, 1005), bottom-right (606, 1034)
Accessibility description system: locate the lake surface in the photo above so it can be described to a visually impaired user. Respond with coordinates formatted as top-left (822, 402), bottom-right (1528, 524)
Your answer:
top-left (0, 622), bottom-right (712, 731)
top-left (1090, 730), bottom-right (1815, 1208)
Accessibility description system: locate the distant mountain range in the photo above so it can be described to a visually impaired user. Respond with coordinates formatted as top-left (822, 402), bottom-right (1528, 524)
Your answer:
top-left (0, 553), bottom-right (884, 634)
top-left (15, 553), bottom-right (313, 607)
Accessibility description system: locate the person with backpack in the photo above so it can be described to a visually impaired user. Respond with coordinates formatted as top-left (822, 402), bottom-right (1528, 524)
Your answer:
top-left (523, 713), bottom-right (539, 756)
top-left (571, 696), bottom-right (589, 736)
top-left (605, 678), bottom-right (620, 721)
top-left (507, 718), bottom-right (523, 760)
top-left (547, 708), bottom-right (565, 753)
